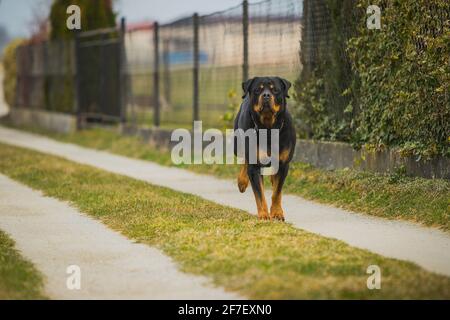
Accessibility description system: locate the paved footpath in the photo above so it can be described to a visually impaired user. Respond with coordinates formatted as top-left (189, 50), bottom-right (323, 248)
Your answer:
top-left (0, 174), bottom-right (240, 299)
top-left (0, 126), bottom-right (449, 278)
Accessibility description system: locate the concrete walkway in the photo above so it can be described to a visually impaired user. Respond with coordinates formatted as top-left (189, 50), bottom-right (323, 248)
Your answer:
top-left (0, 174), bottom-right (240, 299)
top-left (0, 126), bottom-right (449, 278)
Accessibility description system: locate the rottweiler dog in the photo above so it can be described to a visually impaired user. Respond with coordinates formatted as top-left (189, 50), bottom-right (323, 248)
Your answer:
top-left (233, 76), bottom-right (296, 221)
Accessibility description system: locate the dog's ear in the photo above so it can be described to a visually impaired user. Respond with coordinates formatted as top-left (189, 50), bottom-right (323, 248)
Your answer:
top-left (277, 77), bottom-right (291, 99)
top-left (242, 78), bottom-right (256, 99)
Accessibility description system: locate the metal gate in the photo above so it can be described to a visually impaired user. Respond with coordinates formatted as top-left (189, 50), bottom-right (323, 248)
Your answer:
top-left (75, 24), bottom-right (126, 124)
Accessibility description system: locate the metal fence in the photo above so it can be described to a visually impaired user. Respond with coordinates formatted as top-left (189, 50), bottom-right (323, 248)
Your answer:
top-left (15, 40), bottom-right (75, 113)
top-left (75, 25), bottom-right (125, 123)
top-left (126, 0), bottom-right (303, 129)
top-left (14, 0), bottom-right (303, 130)
top-left (15, 25), bottom-right (126, 126)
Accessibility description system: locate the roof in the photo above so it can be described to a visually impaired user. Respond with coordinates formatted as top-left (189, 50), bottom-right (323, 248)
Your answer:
top-left (127, 21), bottom-right (154, 32)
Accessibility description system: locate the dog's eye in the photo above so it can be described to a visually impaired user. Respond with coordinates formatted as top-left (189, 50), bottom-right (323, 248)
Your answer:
top-left (272, 88), bottom-right (280, 94)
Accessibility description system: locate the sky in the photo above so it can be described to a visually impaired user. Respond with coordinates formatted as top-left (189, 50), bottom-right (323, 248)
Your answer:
top-left (0, 0), bottom-right (248, 38)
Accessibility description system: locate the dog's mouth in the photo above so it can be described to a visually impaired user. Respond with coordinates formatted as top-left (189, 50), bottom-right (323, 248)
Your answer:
top-left (262, 100), bottom-right (272, 109)
top-left (255, 94), bottom-right (275, 111)
top-left (260, 103), bottom-right (274, 115)
top-left (253, 93), bottom-right (282, 128)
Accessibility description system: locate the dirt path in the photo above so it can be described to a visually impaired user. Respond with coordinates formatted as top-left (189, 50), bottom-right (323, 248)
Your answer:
top-left (0, 126), bottom-right (449, 278)
top-left (0, 174), bottom-right (241, 299)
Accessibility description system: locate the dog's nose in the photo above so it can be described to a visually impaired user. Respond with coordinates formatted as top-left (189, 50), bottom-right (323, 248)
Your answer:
top-left (262, 92), bottom-right (271, 100)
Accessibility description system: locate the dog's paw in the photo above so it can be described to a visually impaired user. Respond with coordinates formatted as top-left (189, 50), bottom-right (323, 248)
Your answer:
top-left (257, 209), bottom-right (270, 221)
top-left (237, 177), bottom-right (249, 193)
top-left (270, 205), bottom-right (285, 222)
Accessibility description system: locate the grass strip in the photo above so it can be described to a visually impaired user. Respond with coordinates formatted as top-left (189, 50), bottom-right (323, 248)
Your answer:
top-left (0, 230), bottom-right (46, 299)
top-left (8, 125), bottom-right (448, 231)
top-left (0, 142), bottom-right (449, 299)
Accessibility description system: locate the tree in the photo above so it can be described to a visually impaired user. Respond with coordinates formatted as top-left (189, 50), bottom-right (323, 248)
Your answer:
top-left (0, 25), bottom-right (10, 56)
top-left (49, 0), bottom-right (116, 40)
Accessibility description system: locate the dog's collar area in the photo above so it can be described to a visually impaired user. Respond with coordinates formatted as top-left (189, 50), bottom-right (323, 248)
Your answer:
top-left (250, 111), bottom-right (284, 132)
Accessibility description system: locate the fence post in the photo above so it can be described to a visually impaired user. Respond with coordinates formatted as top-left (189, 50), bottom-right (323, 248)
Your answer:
top-left (163, 39), bottom-right (171, 106)
top-left (193, 13), bottom-right (200, 123)
top-left (42, 41), bottom-right (48, 111)
top-left (119, 17), bottom-right (127, 124)
top-left (74, 31), bottom-right (82, 130)
top-left (153, 22), bottom-right (161, 127)
top-left (242, 0), bottom-right (249, 82)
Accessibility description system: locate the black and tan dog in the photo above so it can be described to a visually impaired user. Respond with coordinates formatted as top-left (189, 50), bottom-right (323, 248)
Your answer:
top-left (233, 76), bottom-right (296, 221)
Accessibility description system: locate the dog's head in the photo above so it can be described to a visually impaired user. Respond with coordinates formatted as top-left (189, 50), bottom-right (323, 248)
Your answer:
top-left (242, 76), bottom-right (291, 128)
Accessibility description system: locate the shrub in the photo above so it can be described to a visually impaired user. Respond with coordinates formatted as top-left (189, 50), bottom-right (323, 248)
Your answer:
top-left (293, 0), bottom-right (450, 158)
top-left (2, 39), bottom-right (26, 107)
top-left (347, 0), bottom-right (449, 158)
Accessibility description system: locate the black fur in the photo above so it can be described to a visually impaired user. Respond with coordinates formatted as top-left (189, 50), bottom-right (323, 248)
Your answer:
top-left (233, 76), bottom-right (296, 221)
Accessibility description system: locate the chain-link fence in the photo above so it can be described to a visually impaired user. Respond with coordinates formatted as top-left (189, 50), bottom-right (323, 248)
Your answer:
top-left (14, 0), bottom-right (304, 130)
top-left (198, 4), bottom-right (244, 129)
top-left (159, 17), bottom-right (195, 128)
top-left (248, 0), bottom-right (302, 84)
top-left (15, 26), bottom-right (124, 124)
top-left (125, 23), bottom-right (155, 126)
top-left (124, 0), bottom-right (303, 130)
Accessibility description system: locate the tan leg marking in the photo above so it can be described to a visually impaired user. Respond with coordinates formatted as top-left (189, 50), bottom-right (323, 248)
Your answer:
top-left (254, 178), bottom-right (269, 220)
top-left (270, 175), bottom-right (284, 221)
top-left (237, 163), bottom-right (249, 193)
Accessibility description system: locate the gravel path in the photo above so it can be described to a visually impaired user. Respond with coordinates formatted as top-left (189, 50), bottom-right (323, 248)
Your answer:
top-left (0, 174), bottom-right (241, 299)
top-left (0, 126), bottom-right (449, 278)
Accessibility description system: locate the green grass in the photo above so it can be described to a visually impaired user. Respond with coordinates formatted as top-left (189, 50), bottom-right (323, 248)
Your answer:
top-left (0, 142), bottom-right (449, 299)
top-left (9, 124), bottom-right (449, 232)
top-left (0, 230), bottom-right (46, 300)
top-left (126, 106), bottom-right (193, 130)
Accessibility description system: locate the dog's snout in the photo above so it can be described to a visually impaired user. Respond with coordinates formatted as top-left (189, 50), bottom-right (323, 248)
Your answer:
top-left (262, 91), bottom-right (271, 101)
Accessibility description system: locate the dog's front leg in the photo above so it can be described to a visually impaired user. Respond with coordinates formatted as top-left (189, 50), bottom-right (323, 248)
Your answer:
top-left (270, 163), bottom-right (289, 221)
top-left (237, 162), bottom-right (249, 193)
top-left (247, 164), bottom-right (269, 220)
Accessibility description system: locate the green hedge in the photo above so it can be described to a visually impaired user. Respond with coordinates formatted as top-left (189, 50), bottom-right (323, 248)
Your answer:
top-left (293, 0), bottom-right (449, 158)
top-left (2, 39), bottom-right (26, 107)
